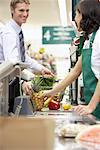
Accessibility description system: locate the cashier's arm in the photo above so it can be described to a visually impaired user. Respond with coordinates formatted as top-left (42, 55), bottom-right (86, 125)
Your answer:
top-left (48, 56), bottom-right (82, 96)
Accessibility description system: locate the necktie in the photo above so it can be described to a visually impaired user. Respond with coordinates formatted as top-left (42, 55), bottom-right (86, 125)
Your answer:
top-left (19, 30), bottom-right (25, 62)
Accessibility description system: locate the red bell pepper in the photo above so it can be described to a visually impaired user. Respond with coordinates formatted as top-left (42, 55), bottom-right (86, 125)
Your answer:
top-left (48, 100), bottom-right (60, 110)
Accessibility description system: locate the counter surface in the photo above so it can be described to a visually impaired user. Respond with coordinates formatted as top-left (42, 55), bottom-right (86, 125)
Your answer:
top-left (54, 136), bottom-right (100, 150)
top-left (35, 110), bottom-right (100, 150)
top-left (0, 110), bottom-right (99, 150)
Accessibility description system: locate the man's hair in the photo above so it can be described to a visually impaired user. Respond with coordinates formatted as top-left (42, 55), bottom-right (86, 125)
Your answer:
top-left (10, 0), bottom-right (30, 10)
top-left (76, 0), bottom-right (100, 38)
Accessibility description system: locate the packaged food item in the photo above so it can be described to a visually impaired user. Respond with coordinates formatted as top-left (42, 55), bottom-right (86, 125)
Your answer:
top-left (76, 125), bottom-right (100, 144)
top-left (57, 124), bottom-right (88, 138)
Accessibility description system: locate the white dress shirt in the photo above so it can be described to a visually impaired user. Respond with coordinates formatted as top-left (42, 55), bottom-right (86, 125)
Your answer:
top-left (82, 27), bottom-right (100, 80)
top-left (0, 19), bottom-right (43, 72)
top-left (92, 27), bottom-right (100, 79)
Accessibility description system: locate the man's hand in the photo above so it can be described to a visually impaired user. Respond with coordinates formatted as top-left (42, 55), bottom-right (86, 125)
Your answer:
top-left (22, 81), bottom-right (33, 96)
top-left (41, 67), bottom-right (54, 77)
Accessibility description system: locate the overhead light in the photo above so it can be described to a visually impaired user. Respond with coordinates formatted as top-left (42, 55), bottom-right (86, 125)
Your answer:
top-left (58, 0), bottom-right (68, 26)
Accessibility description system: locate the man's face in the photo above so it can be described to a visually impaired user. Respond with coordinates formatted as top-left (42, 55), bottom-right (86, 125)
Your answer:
top-left (74, 10), bottom-right (82, 32)
top-left (11, 2), bottom-right (29, 26)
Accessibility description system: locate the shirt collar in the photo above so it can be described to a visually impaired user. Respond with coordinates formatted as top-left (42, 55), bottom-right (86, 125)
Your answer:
top-left (10, 19), bottom-right (22, 34)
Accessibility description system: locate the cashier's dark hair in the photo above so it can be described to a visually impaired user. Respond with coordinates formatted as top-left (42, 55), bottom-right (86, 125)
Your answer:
top-left (76, 0), bottom-right (100, 39)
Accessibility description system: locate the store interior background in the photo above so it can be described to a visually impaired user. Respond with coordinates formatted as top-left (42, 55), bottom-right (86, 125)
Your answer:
top-left (0, 0), bottom-right (83, 109)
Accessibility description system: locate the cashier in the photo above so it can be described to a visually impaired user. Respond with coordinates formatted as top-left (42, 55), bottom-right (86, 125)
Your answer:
top-left (42, 0), bottom-right (100, 119)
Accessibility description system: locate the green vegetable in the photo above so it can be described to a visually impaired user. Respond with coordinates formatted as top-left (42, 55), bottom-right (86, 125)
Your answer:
top-left (31, 76), bottom-right (55, 92)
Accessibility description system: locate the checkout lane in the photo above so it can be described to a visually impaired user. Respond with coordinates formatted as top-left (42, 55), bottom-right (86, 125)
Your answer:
top-left (34, 110), bottom-right (100, 150)
top-left (0, 103), bottom-right (100, 150)
top-left (0, 49), bottom-right (99, 149)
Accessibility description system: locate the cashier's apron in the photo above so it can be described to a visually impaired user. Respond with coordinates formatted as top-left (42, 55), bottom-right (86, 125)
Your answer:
top-left (82, 31), bottom-right (100, 119)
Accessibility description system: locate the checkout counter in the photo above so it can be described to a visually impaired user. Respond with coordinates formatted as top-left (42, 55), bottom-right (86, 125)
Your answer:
top-left (0, 61), bottom-right (100, 150)
top-left (0, 110), bottom-right (99, 150)
top-left (35, 110), bottom-right (99, 150)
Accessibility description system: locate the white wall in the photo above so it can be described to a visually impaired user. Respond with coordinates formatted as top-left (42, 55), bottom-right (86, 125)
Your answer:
top-left (23, 24), bottom-right (71, 79)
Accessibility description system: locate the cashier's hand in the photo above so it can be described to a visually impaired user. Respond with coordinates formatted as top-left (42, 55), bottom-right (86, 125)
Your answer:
top-left (73, 105), bottom-right (93, 115)
top-left (41, 88), bottom-right (57, 98)
top-left (22, 81), bottom-right (33, 96)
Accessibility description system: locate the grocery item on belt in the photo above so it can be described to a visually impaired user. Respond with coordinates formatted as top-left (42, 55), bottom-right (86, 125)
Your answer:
top-left (76, 124), bottom-right (100, 144)
top-left (31, 91), bottom-right (45, 111)
top-left (31, 75), bottom-right (56, 111)
top-left (48, 99), bottom-right (60, 110)
top-left (62, 103), bottom-right (72, 110)
top-left (57, 124), bottom-right (88, 138)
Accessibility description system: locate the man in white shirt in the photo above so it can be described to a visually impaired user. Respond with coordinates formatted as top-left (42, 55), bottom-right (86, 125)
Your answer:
top-left (0, 0), bottom-right (53, 76)
top-left (0, 0), bottom-right (54, 113)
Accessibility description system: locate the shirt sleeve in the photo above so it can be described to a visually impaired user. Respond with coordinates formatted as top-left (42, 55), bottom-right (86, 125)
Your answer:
top-left (25, 52), bottom-right (44, 72)
top-left (2, 28), bottom-right (44, 72)
top-left (2, 30), bottom-right (20, 62)
top-left (92, 28), bottom-right (100, 79)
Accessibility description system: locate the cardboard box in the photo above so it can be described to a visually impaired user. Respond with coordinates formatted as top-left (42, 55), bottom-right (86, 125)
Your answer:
top-left (0, 116), bottom-right (55, 150)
